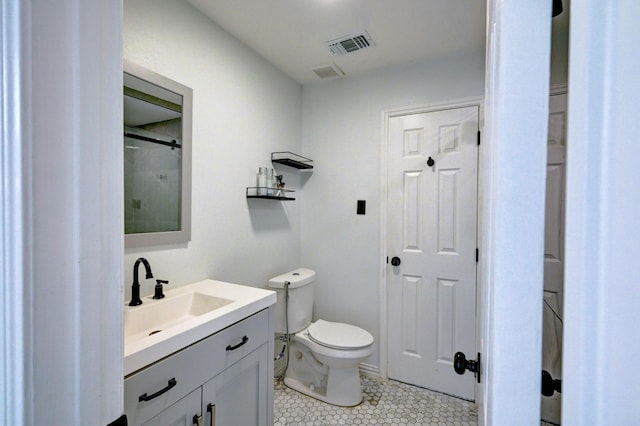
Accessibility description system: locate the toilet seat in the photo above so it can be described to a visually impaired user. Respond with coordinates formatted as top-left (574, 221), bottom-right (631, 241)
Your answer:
top-left (307, 319), bottom-right (374, 350)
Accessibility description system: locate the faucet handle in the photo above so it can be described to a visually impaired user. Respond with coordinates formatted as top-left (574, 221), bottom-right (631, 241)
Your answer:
top-left (153, 279), bottom-right (169, 299)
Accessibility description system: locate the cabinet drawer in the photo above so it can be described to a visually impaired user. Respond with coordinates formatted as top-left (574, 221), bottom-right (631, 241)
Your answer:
top-left (211, 307), bottom-right (269, 370)
top-left (125, 309), bottom-right (269, 426)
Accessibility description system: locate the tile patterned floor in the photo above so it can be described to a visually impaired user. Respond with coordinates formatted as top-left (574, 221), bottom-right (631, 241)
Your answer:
top-left (274, 375), bottom-right (478, 426)
top-left (275, 375), bottom-right (560, 425)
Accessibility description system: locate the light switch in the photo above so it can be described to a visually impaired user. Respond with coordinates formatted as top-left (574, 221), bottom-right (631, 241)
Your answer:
top-left (357, 200), bottom-right (366, 215)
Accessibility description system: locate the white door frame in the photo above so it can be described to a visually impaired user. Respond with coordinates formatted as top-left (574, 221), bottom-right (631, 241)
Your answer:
top-left (1, 1), bottom-right (28, 424)
top-left (562, 1), bottom-right (640, 423)
top-left (1, 0), bottom-right (124, 423)
top-left (480, 0), bottom-right (552, 423)
top-left (379, 97), bottom-right (484, 388)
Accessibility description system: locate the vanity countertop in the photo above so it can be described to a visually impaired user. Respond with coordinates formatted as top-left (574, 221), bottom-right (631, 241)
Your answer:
top-left (124, 279), bottom-right (276, 376)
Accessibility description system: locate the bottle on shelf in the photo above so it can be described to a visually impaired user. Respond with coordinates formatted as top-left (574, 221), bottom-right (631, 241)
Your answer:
top-left (266, 168), bottom-right (275, 193)
top-left (257, 167), bottom-right (268, 195)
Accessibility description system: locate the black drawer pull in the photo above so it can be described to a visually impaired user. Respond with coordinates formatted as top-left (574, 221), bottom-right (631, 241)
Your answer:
top-left (138, 378), bottom-right (177, 402)
top-left (226, 336), bottom-right (249, 351)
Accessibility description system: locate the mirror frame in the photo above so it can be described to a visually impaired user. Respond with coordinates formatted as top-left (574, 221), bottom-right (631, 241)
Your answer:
top-left (124, 59), bottom-right (192, 248)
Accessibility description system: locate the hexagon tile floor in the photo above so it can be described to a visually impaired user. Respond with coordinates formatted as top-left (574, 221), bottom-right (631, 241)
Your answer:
top-left (274, 376), bottom-right (560, 425)
top-left (274, 375), bottom-right (477, 426)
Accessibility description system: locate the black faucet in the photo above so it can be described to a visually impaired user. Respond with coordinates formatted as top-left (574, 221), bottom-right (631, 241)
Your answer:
top-left (129, 257), bottom-right (153, 306)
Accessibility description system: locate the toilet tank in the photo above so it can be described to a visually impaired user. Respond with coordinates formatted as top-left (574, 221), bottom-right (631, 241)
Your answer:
top-left (268, 268), bottom-right (315, 334)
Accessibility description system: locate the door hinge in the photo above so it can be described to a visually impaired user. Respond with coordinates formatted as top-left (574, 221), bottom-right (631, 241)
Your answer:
top-left (477, 130), bottom-right (481, 146)
top-left (386, 256), bottom-right (389, 264)
top-left (476, 248), bottom-right (479, 262)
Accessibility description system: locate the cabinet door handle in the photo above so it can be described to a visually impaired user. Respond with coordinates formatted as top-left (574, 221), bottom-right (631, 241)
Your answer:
top-left (207, 403), bottom-right (216, 426)
top-left (192, 414), bottom-right (203, 426)
top-left (138, 378), bottom-right (177, 402)
top-left (226, 336), bottom-right (248, 351)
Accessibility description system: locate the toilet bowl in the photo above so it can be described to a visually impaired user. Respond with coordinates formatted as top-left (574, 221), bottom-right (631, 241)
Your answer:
top-left (268, 269), bottom-right (375, 406)
top-left (284, 320), bottom-right (374, 406)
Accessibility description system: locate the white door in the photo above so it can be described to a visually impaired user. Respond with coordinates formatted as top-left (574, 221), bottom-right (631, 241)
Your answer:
top-left (541, 93), bottom-right (567, 423)
top-left (387, 105), bottom-right (479, 400)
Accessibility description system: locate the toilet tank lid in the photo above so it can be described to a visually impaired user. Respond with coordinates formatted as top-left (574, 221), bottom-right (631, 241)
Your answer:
top-left (268, 268), bottom-right (316, 289)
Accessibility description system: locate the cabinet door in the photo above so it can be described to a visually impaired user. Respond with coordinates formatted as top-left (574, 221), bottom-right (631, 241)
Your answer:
top-left (140, 388), bottom-right (201, 426)
top-left (202, 344), bottom-right (269, 426)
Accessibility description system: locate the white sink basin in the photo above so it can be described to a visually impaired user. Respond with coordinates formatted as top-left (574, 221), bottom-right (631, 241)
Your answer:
top-left (124, 279), bottom-right (276, 376)
top-left (124, 292), bottom-right (233, 345)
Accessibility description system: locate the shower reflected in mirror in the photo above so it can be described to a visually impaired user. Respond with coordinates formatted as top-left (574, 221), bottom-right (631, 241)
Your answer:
top-left (124, 60), bottom-right (192, 248)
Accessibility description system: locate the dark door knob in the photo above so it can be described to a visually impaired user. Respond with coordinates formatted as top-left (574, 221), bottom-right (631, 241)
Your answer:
top-left (541, 370), bottom-right (562, 396)
top-left (453, 352), bottom-right (468, 375)
top-left (427, 157), bottom-right (435, 167)
top-left (453, 352), bottom-right (481, 383)
top-left (390, 256), bottom-right (401, 266)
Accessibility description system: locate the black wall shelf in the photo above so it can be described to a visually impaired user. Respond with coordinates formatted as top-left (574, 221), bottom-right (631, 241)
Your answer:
top-left (271, 152), bottom-right (313, 170)
top-left (246, 187), bottom-right (295, 201)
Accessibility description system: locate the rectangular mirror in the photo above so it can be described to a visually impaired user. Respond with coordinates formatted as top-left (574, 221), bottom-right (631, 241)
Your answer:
top-left (124, 60), bottom-right (192, 248)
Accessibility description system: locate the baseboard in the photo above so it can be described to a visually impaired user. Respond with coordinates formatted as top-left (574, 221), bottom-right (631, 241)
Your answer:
top-left (358, 363), bottom-right (381, 379)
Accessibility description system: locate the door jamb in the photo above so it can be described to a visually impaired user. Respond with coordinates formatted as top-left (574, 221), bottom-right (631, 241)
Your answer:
top-left (379, 98), bottom-right (484, 392)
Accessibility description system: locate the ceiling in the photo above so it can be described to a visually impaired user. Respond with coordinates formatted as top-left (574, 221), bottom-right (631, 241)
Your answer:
top-left (187, 0), bottom-right (488, 85)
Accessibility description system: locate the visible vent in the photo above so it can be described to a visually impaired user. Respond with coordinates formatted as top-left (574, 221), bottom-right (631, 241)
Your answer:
top-left (312, 63), bottom-right (345, 80)
top-left (326, 31), bottom-right (375, 56)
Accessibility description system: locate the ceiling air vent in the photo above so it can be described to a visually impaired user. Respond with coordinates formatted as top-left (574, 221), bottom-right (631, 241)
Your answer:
top-left (325, 31), bottom-right (375, 56)
top-left (312, 63), bottom-right (345, 80)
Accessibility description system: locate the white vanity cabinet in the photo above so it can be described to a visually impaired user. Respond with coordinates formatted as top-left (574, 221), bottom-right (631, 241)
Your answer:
top-left (137, 389), bottom-right (201, 426)
top-left (201, 345), bottom-right (269, 426)
top-left (124, 308), bottom-right (273, 426)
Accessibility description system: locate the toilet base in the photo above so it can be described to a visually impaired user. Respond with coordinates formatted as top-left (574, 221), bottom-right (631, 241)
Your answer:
top-left (282, 325), bottom-right (373, 407)
top-left (284, 374), bottom-right (363, 407)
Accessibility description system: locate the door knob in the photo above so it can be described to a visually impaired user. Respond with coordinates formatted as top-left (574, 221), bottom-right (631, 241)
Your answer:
top-left (453, 352), bottom-right (481, 383)
top-left (427, 157), bottom-right (435, 167)
top-left (390, 256), bottom-right (401, 266)
top-left (541, 370), bottom-right (562, 396)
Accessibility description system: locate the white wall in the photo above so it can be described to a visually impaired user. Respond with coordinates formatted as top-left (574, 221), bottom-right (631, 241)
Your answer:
top-left (300, 50), bottom-right (486, 369)
top-left (123, 0), bottom-right (303, 298)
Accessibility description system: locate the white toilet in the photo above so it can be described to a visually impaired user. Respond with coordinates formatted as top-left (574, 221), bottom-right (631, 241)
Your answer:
top-left (269, 268), bottom-right (374, 407)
